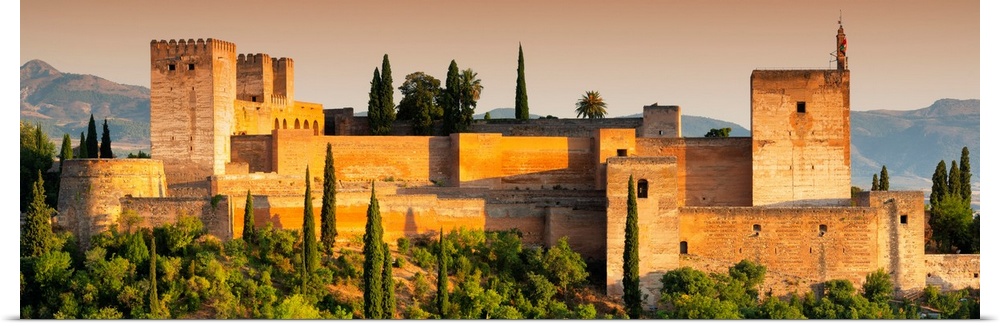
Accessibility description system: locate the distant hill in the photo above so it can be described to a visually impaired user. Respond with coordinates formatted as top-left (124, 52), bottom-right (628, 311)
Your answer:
top-left (474, 108), bottom-right (543, 119)
top-left (20, 60), bottom-right (150, 156)
top-left (617, 113), bottom-right (751, 137)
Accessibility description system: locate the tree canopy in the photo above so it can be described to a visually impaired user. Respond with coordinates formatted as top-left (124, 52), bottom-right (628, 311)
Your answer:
top-left (575, 91), bottom-right (607, 119)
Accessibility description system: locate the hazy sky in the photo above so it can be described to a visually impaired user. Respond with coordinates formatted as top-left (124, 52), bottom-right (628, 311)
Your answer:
top-left (20, 0), bottom-right (979, 127)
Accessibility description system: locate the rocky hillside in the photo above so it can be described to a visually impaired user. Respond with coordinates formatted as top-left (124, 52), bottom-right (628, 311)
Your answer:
top-left (20, 60), bottom-right (151, 155)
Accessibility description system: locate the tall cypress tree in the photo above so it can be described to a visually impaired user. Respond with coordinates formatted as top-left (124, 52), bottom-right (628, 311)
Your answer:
top-left (149, 231), bottom-right (161, 318)
top-left (321, 143), bottom-right (338, 252)
top-left (442, 60), bottom-right (461, 135)
top-left (363, 182), bottom-right (385, 319)
top-left (380, 54), bottom-right (395, 131)
top-left (948, 160), bottom-right (961, 196)
top-left (59, 133), bottom-right (72, 172)
top-left (368, 68), bottom-right (384, 135)
top-left (21, 170), bottom-right (54, 257)
top-left (436, 228), bottom-right (450, 318)
top-left (871, 174), bottom-right (878, 191)
top-left (86, 114), bottom-right (99, 158)
top-left (243, 190), bottom-right (255, 243)
top-left (301, 167), bottom-right (318, 293)
top-left (78, 132), bottom-right (88, 159)
top-left (623, 174), bottom-right (641, 319)
top-left (960, 147), bottom-right (971, 205)
top-left (931, 160), bottom-right (948, 208)
top-left (382, 242), bottom-right (395, 318)
top-left (515, 44), bottom-right (529, 120)
top-left (879, 165), bottom-right (889, 191)
top-left (100, 118), bottom-right (113, 158)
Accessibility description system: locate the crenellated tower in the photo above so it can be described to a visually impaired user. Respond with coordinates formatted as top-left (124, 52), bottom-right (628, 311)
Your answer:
top-left (150, 38), bottom-right (237, 186)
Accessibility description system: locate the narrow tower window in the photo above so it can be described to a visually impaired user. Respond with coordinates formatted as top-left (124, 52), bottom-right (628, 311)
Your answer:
top-left (796, 101), bottom-right (806, 113)
top-left (188, 63), bottom-right (195, 70)
top-left (637, 179), bottom-right (649, 198)
top-left (753, 224), bottom-right (762, 236)
top-left (168, 64), bottom-right (176, 71)
top-left (617, 149), bottom-right (627, 157)
top-left (819, 224), bottom-right (828, 237)
top-left (900, 215), bottom-right (908, 224)
top-left (680, 241), bottom-right (688, 254)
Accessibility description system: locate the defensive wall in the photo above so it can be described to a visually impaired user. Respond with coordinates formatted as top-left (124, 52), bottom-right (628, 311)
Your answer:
top-left (121, 196), bottom-right (232, 241)
top-left (924, 255), bottom-right (980, 291)
top-left (636, 137), bottom-right (753, 207)
top-left (57, 159), bottom-right (168, 246)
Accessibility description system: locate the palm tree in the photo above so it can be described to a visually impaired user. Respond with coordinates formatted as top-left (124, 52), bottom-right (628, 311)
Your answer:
top-left (575, 91), bottom-right (607, 119)
top-left (460, 68), bottom-right (483, 105)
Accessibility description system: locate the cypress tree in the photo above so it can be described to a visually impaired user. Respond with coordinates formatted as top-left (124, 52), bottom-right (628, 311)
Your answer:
top-left (363, 182), bottom-right (385, 319)
top-left (149, 231), bottom-right (160, 318)
top-left (623, 174), bottom-right (641, 319)
top-left (367, 68), bottom-right (384, 135)
top-left (871, 174), bottom-right (879, 191)
top-left (515, 43), bottom-right (529, 120)
top-left (382, 242), bottom-right (395, 318)
top-left (243, 190), bottom-right (255, 243)
top-left (879, 165), bottom-right (889, 191)
top-left (78, 132), bottom-right (88, 159)
top-left (931, 161), bottom-right (948, 208)
top-left (442, 60), bottom-right (461, 135)
top-left (301, 167), bottom-right (318, 293)
top-left (21, 170), bottom-right (54, 257)
top-left (321, 143), bottom-right (338, 252)
top-left (948, 160), bottom-right (961, 196)
top-left (960, 147), bottom-right (971, 205)
top-left (436, 228), bottom-right (449, 318)
top-left (100, 118), bottom-right (113, 158)
top-left (380, 54), bottom-right (395, 131)
top-left (59, 133), bottom-right (72, 172)
top-left (86, 114), bottom-right (98, 158)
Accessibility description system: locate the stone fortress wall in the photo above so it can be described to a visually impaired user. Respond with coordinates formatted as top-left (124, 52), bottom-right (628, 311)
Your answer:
top-left (59, 28), bottom-right (978, 311)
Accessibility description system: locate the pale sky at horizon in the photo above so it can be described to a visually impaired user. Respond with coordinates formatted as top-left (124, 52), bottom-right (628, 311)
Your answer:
top-left (20, 0), bottom-right (980, 128)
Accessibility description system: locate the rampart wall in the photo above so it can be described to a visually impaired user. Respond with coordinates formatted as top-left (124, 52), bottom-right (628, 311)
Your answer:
top-left (230, 135), bottom-right (273, 173)
top-left (637, 137), bottom-right (752, 206)
top-left (925, 255), bottom-right (980, 291)
top-left (121, 196), bottom-right (232, 240)
top-left (57, 159), bottom-right (168, 246)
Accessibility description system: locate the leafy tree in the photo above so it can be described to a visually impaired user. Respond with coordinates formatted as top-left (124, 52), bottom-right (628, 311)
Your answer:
top-left (543, 237), bottom-right (588, 294)
top-left (79, 132), bottom-right (88, 160)
top-left (757, 296), bottom-right (805, 319)
top-left (931, 160), bottom-right (948, 208)
top-left (59, 133), bottom-right (72, 172)
top-left (575, 91), bottom-right (608, 119)
top-left (20, 123), bottom-right (55, 212)
top-left (441, 60), bottom-right (462, 135)
top-left (397, 72), bottom-right (442, 135)
top-left (363, 182), bottom-right (385, 318)
top-left (437, 229), bottom-right (450, 317)
top-left (515, 43), bottom-right (529, 120)
top-left (320, 143), bottom-right (337, 252)
top-left (871, 174), bottom-right (878, 191)
top-left (623, 174), bottom-right (641, 318)
top-left (21, 171), bottom-right (55, 257)
top-left (127, 151), bottom-right (151, 159)
top-left (879, 165), bottom-right (889, 191)
top-left (483, 112), bottom-right (491, 120)
top-left (100, 118), bottom-right (113, 158)
top-left (960, 147), bottom-right (971, 205)
top-left (243, 190), bottom-right (255, 243)
top-left (382, 242), bottom-right (395, 318)
top-left (948, 160), bottom-right (960, 196)
top-left (86, 114), bottom-right (99, 158)
top-left (367, 68), bottom-right (383, 135)
top-left (930, 193), bottom-right (974, 253)
top-left (705, 128), bottom-right (732, 138)
top-left (862, 268), bottom-right (893, 304)
top-left (300, 167), bottom-right (318, 293)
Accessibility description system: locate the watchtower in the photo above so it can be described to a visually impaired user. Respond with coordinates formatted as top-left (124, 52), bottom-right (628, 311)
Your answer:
top-left (150, 38), bottom-right (237, 186)
top-left (750, 24), bottom-right (851, 206)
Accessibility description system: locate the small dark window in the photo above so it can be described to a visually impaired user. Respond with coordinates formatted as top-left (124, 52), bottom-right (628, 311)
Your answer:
top-left (168, 64), bottom-right (176, 71)
top-left (188, 63), bottom-right (195, 70)
top-left (900, 215), bottom-right (908, 224)
top-left (251, 96), bottom-right (257, 102)
top-left (974, 273), bottom-right (979, 278)
top-left (680, 241), bottom-right (688, 254)
top-left (753, 224), bottom-right (761, 234)
top-left (796, 101), bottom-right (806, 113)
top-left (819, 224), bottom-right (828, 237)
top-left (617, 149), bottom-right (627, 157)
top-left (658, 130), bottom-right (663, 135)
top-left (637, 179), bottom-right (649, 198)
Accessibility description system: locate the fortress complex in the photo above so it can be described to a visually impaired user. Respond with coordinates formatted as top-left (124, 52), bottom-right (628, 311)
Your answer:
top-left (57, 25), bottom-right (978, 309)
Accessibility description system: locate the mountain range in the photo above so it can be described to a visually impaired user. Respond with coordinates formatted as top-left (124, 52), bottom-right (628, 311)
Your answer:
top-left (21, 60), bottom-right (978, 202)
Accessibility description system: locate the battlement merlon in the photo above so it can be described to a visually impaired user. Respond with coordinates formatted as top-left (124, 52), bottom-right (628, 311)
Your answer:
top-left (272, 57), bottom-right (294, 102)
top-left (150, 38), bottom-right (237, 58)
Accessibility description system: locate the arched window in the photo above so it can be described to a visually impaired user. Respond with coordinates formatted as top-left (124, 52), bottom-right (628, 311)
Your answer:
top-left (637, 179), bottom-right (649, 198)
top-left (304, 120), bottom-right (310, 130)
top-left (819, 224), bottom-right (828, 237)
top-left (295, 119), bottom-right (300, 129)
top-left (274, 118), bottom-right (279, 131)
top-left (313, 120), bottom-right (319, 135)
top-left (283, 119), bottom-right (287, 129)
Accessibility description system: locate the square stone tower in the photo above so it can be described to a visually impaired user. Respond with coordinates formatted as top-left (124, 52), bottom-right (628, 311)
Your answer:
top-left (750, 26), bottom-right (851, 206)
top-left (150, 38), bottom-right (237, 186)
